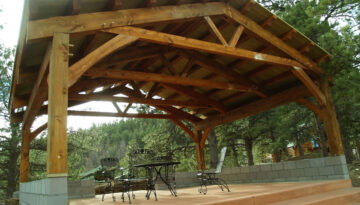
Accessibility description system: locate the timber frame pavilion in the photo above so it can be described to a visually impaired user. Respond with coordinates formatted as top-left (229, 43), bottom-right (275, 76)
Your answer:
top-left (10, 0), bottom-right (344, 183)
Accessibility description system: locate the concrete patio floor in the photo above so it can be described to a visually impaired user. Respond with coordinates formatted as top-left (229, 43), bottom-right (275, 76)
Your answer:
top-left (70, 180), bottom-right (357, 205)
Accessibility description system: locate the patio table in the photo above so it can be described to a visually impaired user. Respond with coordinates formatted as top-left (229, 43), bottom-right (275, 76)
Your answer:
top-left (134, 161), bottom-right (180, 198)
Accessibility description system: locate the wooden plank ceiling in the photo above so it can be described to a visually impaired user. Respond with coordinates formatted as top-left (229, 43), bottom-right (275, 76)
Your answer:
top-left (10, 0), bottom-right (331, 130)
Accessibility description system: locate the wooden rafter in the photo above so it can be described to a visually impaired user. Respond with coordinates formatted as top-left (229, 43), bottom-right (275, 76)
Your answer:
top-left (22, 43), bottom-right (51, 133)
top-left (101, 45), bottom-right (164, 68)
top-left (68, 0), bottom-right (81, 15)
top-left (107, 0), bottom-right (122, 11)
top-left (68, 110), bottom-right (181, 119)
top-left (224, 6), bottom-right (323, 74)
top-left (112, 102), bottom-right (123, 113)
top-left (296, 98), bottom-right (324, 121)
top-left (229, 25), bottom-right (244, 48)
top-left (162, 84), bottom-right (229, 113)
top-left (195, 85), bottom-right (311, 130)
top-left (291, 66), bottom-right (326, 106)
top-left (27, 2), bottom-right (226, 41)
top-left (170, 119), bottom-right (195, 141)
top-left (85, 68), bottom-right (256, 92)
top-left (29, 123), bottom-right (47, 142)
top-left (204, 16), bottom-right (228, 46)
top-left (68, 34), bottom-right (137, 87)
top-left (119, 86), bottom-right (201, 122)
top-left (69, 93), bottom-right (215, 108)
top-left (106, 26), bottom-right (307, 69)
top-left (180, 50), bottom-right (267, 97)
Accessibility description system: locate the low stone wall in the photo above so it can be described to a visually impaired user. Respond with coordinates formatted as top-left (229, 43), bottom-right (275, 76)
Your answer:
top-left (19, 177), bottom-right (68, 205)
top-left (68, 180), bottom-right (95, 199)
top-left (162, 156), bottom-right (349, 189)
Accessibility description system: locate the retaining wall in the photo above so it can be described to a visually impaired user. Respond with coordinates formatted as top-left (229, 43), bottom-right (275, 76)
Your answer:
top-left (162, 155), bottom-right (349, 189)
top-left (68, 180), bottom-right (95, 199)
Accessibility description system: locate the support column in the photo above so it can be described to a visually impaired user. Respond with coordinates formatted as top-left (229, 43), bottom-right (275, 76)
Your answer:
top-left (47, 32), bottom-right (69, 176)
top-left (19, 129), bottom-right (30, 182)
top-left (320, 77), bottom-right (344, 155)
top-left (194, 128), bottom-right (213, 170)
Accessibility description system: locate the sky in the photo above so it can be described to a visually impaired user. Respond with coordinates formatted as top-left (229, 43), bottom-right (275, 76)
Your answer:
top-left (0, 0), bottom-right (125, 131)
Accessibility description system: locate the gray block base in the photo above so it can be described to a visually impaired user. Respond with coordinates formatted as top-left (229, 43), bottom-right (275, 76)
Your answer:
top-left (20, 177), bottom-right (68, 205)
top-left (171, 155), bottom-right (350, 188)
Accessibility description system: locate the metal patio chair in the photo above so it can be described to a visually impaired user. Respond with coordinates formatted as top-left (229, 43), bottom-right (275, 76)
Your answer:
top-left (100, 157), bottom-right (119, 202)
top-left (197, 147), bottom-right (230, 194)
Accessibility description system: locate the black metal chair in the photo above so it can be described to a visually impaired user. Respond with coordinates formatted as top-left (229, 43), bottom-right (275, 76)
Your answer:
top-left (100, 157), bottom-right (119, 202)
top-left (128, 149), bottom-right (157, 202)
top-left (197, 147), bottom-right (230, 194)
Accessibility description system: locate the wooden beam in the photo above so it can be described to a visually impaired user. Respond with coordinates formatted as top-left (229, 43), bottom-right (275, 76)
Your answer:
top-left (200, 127), bottom-right (213, 148)
top-left (194, 130), bottom-right (206, 170)
top-left (162, 84), bottom-right (229, 113)
top-left (69, 93), bottom-right (215, 108)
top-left (22, 43), bottom-right (51, 133)
top-left (85, 69), bottom-right (255, 92)
top-left (240, 0), bottom-right (255, 14)
top-left (229, 25), bottom-right (244, 48)
top-left (204, 16), bottom-right (228, 46)
top-left (180, 50), bottom-right (266, 97)
top-left (123, 103), bottom-right (132, 114)
top-left (260, 15), bottom-right (277, 28)
top-left (195, 85), bottom-right (311, 130)
top-left (68, 0), bottom-right (81, 15)
top-left (107, 0), bottom-right (122, 11)
top-left (27, 2), bottom-right (226, 41)
top-left (20, 129), bottom-right (30, 182)
top-left (296, 98), bottom-right (324, 121)
top-left (68, 34), bottom-right (137, 87)
top-left (291, 66), bottom-right (326, 106)
top-left (112, 102), bottom-right (122, 113)
top-left (119, 86), bottom-right (201, 122)
top-left (101, 45), bottom-right (164, 67)
top-left (224, 6), bottom-right (323, 74)
top-left (106, 26), bottom-right (307, 69)
top-left (10, 0), bottom-right (29, 113)
top-left (320, 77), bottom-right (344, 155)
top-left (68, 110), bottom-right (182, 119)
top-left (170, 119), bottom-right (195, 141)
top-left (30, 123), bottom-right (48, 142)
top-left (47, 33), bottom-right (69, 176)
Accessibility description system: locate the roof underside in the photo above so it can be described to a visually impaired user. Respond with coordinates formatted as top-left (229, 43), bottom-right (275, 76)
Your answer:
top-left (10, 0), bottom-right (330, 127)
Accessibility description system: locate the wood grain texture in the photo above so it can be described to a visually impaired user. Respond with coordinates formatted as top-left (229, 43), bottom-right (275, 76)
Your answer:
top-left (27, 2), bottom-right (226, 41)
top-left (68, 34), bottom-right (137, 87)
top-left (47, 33), bottom-right (69, 176)
top-left (106, 26), bottom-right (307, 69)
top-left (225, 6), bottom-right (323, 74)
top-left (85, 69), bottom-right (255, 92)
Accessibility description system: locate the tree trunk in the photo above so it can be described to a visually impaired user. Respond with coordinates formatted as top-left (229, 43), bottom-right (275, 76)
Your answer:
top-left (6, 124), bottom-right (21, 198)
top-left (314, 114), bottom-right (329, 157)
top-left (7, 150), bottom-right (19, 198)
top-left (244, 137), bottom-right (254, 166)
top-left (356, 141), bottom-right (360, 159)
top-left (207, 130), bottom-right (218, 169)
top-left (231, 141), bottom-right (239, 167)
top-left (296, 136), bottom-right (304, 157)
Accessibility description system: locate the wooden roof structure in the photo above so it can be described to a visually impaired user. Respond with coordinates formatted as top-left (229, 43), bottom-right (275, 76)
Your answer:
top-left (11, 0), bottom-right (344, 183)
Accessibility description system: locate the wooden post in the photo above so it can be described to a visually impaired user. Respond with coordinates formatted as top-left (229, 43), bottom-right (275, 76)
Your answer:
top-left (195, 129), bottom-right (206, 170)
top-left (194, 128), bottom-right (213, 170)
top-left (19, 129), bottom-right (30, 182)
top-left (47, 33), bottom-right (69, 177)
top-left (320, 77), bottom-right (344, 155)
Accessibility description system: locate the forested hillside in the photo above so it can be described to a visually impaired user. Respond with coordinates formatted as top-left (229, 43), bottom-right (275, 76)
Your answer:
top-left (0, 0), bottom-right (359, 200)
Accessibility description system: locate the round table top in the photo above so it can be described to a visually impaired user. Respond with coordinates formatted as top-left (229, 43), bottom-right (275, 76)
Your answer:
top-left (134, 161), bottom-right (180, 168)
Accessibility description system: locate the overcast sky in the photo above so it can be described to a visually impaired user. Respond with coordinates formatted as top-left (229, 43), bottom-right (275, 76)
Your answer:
top-left (0, 0), bottom-right (124, 131)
